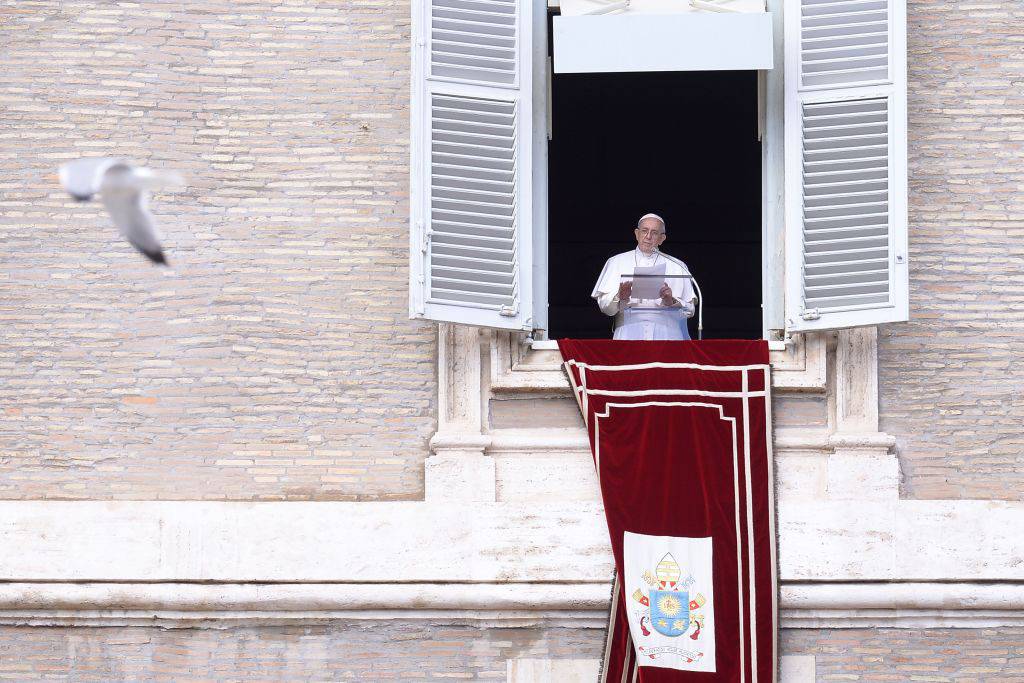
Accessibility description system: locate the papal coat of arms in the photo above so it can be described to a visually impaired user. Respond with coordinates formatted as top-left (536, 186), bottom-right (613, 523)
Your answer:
top-left (630, 552), bottom-right (709, 664)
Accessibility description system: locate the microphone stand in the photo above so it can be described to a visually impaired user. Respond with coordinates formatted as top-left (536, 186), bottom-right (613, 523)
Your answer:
top-left (657, 252), bottom-right (704, 340)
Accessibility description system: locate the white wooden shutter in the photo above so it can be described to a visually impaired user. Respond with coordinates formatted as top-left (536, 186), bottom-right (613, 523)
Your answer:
top-left (409, 0), bottom-right (535, 330)
top-left (783, 0), bottom-right (908, 332)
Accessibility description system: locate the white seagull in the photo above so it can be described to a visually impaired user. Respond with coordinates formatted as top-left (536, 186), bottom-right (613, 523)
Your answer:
top-left (59, 157), bottom-right (184, 265)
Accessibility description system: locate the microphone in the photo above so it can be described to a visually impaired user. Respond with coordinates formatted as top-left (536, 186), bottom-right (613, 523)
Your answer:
top-left (657, 251), bottom-right (703, 341)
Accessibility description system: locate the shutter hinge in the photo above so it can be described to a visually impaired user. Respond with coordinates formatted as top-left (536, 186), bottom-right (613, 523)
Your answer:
top-left (801, 308), bottom-right (821, 321)
top-left (499, 305), bottom-right (518, 317)
top-left (420, 223), bottom-right (432, 253)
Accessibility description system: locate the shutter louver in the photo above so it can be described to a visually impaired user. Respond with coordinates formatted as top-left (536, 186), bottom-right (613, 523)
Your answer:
top-left (410, 0), bottom-right (534, 329)
top-left (800, 0), bottom-right (888, 88)
top-left (429, 94), bottom-right (519, 308)
top-left (431, 0), bottom-right (518, 85)
top-left (801, 98), bottom-right (890, 311)
top-left (784, 0), bottom-right (907, 331)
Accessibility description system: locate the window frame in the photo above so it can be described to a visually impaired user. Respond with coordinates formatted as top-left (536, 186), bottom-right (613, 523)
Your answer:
top-left (411, 0), bottom-right (909, 339)
top-left (531, 0), bottom-right (787, 342)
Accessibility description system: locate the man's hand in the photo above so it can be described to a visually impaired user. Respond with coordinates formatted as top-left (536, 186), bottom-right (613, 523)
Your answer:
top-left (618, 280), bottom-right (632, 300)
top-left (659, 282), bottom-right (676, 307)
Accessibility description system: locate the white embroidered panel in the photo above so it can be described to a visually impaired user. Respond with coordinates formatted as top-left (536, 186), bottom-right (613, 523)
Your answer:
top-left (623, 531), bottom-right (716, 673)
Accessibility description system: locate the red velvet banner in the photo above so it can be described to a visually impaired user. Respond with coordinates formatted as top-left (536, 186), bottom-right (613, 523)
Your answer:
top-left (558, 340), bottom-right (777, 683)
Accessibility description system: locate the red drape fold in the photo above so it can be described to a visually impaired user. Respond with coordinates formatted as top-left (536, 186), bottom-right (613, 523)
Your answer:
top-left (558, 339), bottom-right (776, 683)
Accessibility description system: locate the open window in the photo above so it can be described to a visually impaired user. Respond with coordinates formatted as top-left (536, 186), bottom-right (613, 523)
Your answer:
top-left (409, 0), bottom-right (909, 337)
top-left (546, 69), bottom-right (763, 340)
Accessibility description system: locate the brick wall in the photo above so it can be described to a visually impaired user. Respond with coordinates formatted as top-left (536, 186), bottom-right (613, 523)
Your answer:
top-left (2, 0), bottom-right (1020, 505)
top-left (783, 627), bottom-right (1024, 681)
top-left (0, 625), bottom-right (1019, 680)
top-left (0, 623), bottom-right (604, 681)
top-left (0, 1), bottom-right (435, 500)
top-left (879, 0), bottom-right (1024, 499)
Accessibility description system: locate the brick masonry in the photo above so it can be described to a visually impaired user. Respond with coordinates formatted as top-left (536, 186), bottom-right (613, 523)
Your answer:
top-left (0, 623), bottom-right (604, 681)
top-left (878, 0), bottom-right (1024, 500)
top-left (0, 625), bottom-right (1020, 681)
top-left (782, 627), bottom-right (1024, 681)
top-left (0, 1), bottom-right (1018, 679)
top-left (0, 0), bottom-right (1019, 504)
top-left (0, 1), bottom-right (436, 500)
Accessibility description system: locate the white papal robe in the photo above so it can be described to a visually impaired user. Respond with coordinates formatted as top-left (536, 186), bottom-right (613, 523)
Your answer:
top-left (592, 248), bottom-right (697, 340)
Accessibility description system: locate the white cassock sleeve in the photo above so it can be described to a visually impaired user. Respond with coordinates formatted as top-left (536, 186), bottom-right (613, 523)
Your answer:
top-left (591, 254), bottom-right (624, 317)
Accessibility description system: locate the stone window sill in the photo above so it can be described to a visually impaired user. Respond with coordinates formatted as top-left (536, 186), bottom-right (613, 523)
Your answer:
top-left (489, 331), bottom-right (827, 395)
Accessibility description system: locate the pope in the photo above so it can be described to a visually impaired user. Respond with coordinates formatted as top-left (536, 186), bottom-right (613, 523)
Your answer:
top-left (591, 212), bottom-right (697, 340)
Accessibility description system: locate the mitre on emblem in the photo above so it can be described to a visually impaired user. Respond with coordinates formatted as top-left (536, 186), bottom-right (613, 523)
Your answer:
top-left (656, 553), bottom-right (681, 588)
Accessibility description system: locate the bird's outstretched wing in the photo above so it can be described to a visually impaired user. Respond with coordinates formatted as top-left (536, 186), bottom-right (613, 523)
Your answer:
top-left (100, 166), bottom-right (168, 265)
top-left (60, 158), bottom-right (183, 265)
top-left (58, 157), bottom-right (127, 201)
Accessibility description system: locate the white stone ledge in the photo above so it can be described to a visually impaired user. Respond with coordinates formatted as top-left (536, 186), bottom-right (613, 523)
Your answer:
top-left (772, 428), bottom-right (831, 452)
top-left (493, 333), bottom-right (828, 394)
top-left (3, 581), bottom-right (1020, 612)
top-left (0, 609), bottom-right (610, 629)
top-left (487, 428), bottom-right (590, 454)
top-left (2, 500), bottom-right (1022, 585)
top-left (2, 581), bottom-right (1023, 628)
top-left (431, 429), bottom-right (594, 454)
top-left (0, 582), bottom-right (612, 612)
top-left (0, 501), bottom-right (613, 583)
top-left (489, 365), bottom-right (826, 395)
top-left (486, 427), bottom-right (841, 455)
top-left (779, 499), bottom-right (1024, 580)
top-left (828, 431), bottom-right (897, 450)
top-left (429, 431), bottom-right (493, 451)
top-left (781, 582), bottom-right (1024, 610)
top-left (463, 427), bottom-right (849, 457)
top-left (781, 612), bottom-right (1024, 629)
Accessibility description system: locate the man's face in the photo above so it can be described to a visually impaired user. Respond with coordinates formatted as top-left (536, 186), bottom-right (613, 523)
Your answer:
top-left (635, 219), bottom-right (667, 254)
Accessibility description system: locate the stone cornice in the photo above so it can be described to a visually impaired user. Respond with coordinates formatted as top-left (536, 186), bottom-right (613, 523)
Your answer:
top-left (2, 581), bottom-right (1022, 628)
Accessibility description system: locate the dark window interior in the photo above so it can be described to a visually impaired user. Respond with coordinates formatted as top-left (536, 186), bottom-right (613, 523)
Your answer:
top-left (546, 57), bottom-right (762, 340)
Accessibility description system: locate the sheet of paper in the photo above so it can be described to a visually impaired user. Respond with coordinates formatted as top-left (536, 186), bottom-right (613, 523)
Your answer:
top-left (629, 263), bottom-right (667, 300)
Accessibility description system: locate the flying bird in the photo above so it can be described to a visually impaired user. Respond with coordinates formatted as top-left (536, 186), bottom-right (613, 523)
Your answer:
top-left (58, 157), bottom-right (184, 265)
